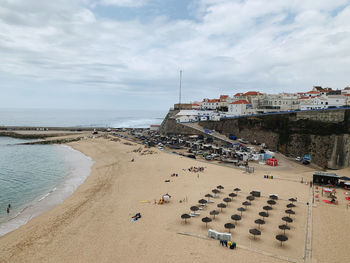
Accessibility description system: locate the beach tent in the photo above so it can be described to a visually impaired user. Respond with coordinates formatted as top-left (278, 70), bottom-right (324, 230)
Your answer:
top-left (266, 158), bottom-right (278, 166)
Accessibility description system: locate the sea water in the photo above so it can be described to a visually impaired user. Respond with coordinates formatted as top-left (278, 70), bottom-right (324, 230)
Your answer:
top-left (0, 137), bottom-right (93, 236)
top-left (0, 108), bottom-right (166, 128)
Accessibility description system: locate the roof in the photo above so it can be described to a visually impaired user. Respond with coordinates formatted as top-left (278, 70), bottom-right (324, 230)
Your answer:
top-left (313, 171), bottom-right (338, 178)
top-left (230, 100), bottom-right (249, 105)
top-left (244, 91), bottom-right (263, 96)
top-left (220, 95), bottom-right (229, 99)
top-left (207, 99), bottom-right (220, 103)
top-left (150, 125), bottom-right (161, 127)
top-left (307, 91), bottom-right (320, 94)
top-left (234, 93), bottom-right (244, 97)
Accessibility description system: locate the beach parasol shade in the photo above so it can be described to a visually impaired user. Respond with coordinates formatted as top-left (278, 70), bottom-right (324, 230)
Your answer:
top-left (267, 200), bottom-right (276, 206)
top-left (259, 211), bottom-right (269, 221)
top-left (282, 216), bottom-right (293, 224)
top-left (190, 206), bottom-right (199, 212)
top-left (181, 213), bottom-right (191, 223)
top-left (285, 209), bottom-right (295, 217)
top-left (231, 214), bottom-right (242, 223)
top-left (263, 206), bottom-right (272, 215)
top-left (224, 222), bottom-right (235, 233)
top-left (217, 203), bottom-right (227, 211)
top-left (202, 216), bottom-right (212, 228)
top-left (229, 192), bottom-right (237, 198)
top-left (210, 210), bottom-right (219, 219)
top-left (289, 198), bottom-right (297, 203)
top-left (249, 228), bottom-right (261, 239)
top-left (205, 194), bottom-right (213, 200)
top-left (242, 201), bottom-right (251, 208)
top-left (255, 219), bottom-right (265, 229)
top-left (237, 207), bottom-right (246, 216)
top-left (247, 196), bottom-right (255, 201)
top-left (234, 188), bottom-right (241, 192)
top-left (276, 234), bottom-right (288, 246)
top-left (279, 224), bottom-right (290, 235)
top-left (212, 189), bottom-right (220, 195)
top-left (286, 203), bottom-right (296, 208)
top-left (198, 199), bottom-right (208, 205)
top-left (217, 185), bottom-right (224, 190)
top-left (223, 197), bottom-right (232, 205)
top-left (270, 195), bottom-right (278, 200)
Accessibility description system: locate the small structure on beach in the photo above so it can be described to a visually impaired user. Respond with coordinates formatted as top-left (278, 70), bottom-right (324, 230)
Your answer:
top-left (313, 171), bottom-right (339, 185)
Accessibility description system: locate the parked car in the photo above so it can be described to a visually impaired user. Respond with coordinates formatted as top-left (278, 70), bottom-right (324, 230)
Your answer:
top-left (302, 160), bottom-right (310, 165)
top-left (295, 156), bottom-right (301, 162)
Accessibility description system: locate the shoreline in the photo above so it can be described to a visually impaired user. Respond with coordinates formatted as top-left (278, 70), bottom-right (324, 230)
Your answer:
top-left (0, 143), bottom-right (93, 237)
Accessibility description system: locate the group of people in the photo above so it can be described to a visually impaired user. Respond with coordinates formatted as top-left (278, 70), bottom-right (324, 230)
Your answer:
top-left (187, 166), bottom-right (205, 173)
top-left (155, 193), bottom-right (171, 205)
top-left (219, 239), bottom-right (236, 250)
top-left (170, 173), bottom-right (178, 177)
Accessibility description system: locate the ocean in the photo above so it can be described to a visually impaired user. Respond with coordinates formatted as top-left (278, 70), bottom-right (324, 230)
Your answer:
top-left (0, 108), bottom-right (166, 236)
top-left (0, 108), bottom-right (167, 128)
top-left (0, 136), bottom-right (93, 236)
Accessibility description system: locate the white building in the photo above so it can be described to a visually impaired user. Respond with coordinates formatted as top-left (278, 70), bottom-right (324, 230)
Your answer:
top-left (228, 100), bottom-right (250, 115)
top-left (202, 99), bottom-right (220, 110)
top-left (175, 110), bottom-right (199, 123)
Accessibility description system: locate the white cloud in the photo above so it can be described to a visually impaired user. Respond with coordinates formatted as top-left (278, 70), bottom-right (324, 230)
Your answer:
top-left (99, 0), bottom-right (147, 7)
top-left (0, 0), bottom-right (349, 109)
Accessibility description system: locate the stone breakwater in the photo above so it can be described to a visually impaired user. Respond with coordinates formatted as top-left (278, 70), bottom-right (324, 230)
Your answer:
top-left (160, 108), bottom-right (350, 169)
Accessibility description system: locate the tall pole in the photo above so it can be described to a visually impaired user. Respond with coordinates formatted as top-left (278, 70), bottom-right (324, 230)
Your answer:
top-left (179, 70), bottom-right (182, 109)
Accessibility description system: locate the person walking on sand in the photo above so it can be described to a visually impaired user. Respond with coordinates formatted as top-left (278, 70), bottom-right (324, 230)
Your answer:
top-left (6, 207), bottom-right (10, 214)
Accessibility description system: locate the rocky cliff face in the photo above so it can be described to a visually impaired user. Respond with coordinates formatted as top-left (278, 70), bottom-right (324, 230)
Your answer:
top-left (160, 108), bottom-right (350, 169)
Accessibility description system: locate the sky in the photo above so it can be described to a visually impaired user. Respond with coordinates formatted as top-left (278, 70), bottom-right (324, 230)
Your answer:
top-left (0, 0), bottom-right (349, 110)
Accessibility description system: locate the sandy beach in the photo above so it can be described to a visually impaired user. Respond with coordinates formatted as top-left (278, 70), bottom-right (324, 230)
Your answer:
top-left (0, 135), bottom-right (349, 263)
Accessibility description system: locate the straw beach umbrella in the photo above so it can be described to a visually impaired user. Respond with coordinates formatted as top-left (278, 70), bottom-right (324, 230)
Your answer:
top-left (231, 214), bottom-right (241, 224)
top-left (249, 228), bottom-right (261, 239)
top-left (259, 211), bottom-right (269, 221)
top-left (212, 189), bottom-right (220, 197)
top-left (181, 213), bottom-right (191, 223)
top-left (217, 185), bottom-right (224, 192)
top-left (279, 224), bottom-right (290, 235)
top-left (237, 207), bottom-right (246, 216)
top-left (198, 199), bottom-right (207, 206)
top-left (224, 223), bottom-right (235, 233)
top-left (270, 195), bottom-right (278, 200)
top-left (263, 206), bottom-right (272, 215)
top-left (289, 198), bottom-right (297, 203)
top-left (210, 210), bottom-right (219, 219)
top-left (246, 196), bottom-right (255, 201)
top-left (217, 203), bottom-right (226, 211)
top-left (242, 201), bottom-right (251, 209)
top-left (205, 194), bottom-right (213, 202)
top-left (202, 217), bottom-right (212, 228)
top-left (223, 197), bottom-right (232, 206)
top-left (229, 192), bottom-right (237, 198)
top-left (267, 200), bottom-right (276, 206)
top-left (190, 206), bottom-right (199, 214)
top-left (276, 234), bottom-right (288, 246)
top-left (234, 188), bottom-right (241, 193)
top-left (282, 216), bottom-right (293, 224)
top-left (285, 209), bottom-right (295, 217)
top-left (255, 219), bottom-right (265, 229)
top-left (286, 203), bottom-right (296, 208)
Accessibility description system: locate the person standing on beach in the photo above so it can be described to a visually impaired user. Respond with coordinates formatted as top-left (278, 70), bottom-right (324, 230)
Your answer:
top-left (7, 207), bottom-right (10, 214)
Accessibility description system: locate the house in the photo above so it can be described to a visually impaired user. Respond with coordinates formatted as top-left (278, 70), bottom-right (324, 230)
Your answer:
top-left (192, 102), bottom-right (202, 110)
top-left (202, 98), bottom-right (220, 110)
top-left (175, 110), bottom-right (199, 123)
top-left (228, 100), bottom-right (250, 115)
top-left (219, 95), bottom-right (229, 108)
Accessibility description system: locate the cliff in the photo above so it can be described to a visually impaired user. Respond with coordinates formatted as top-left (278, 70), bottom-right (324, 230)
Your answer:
top-left (160, 108), bottom-right (350, 169)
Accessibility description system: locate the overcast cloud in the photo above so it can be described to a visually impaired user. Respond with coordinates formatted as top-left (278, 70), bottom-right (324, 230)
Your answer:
top-left (0, 0), bottom-right (349, 110)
